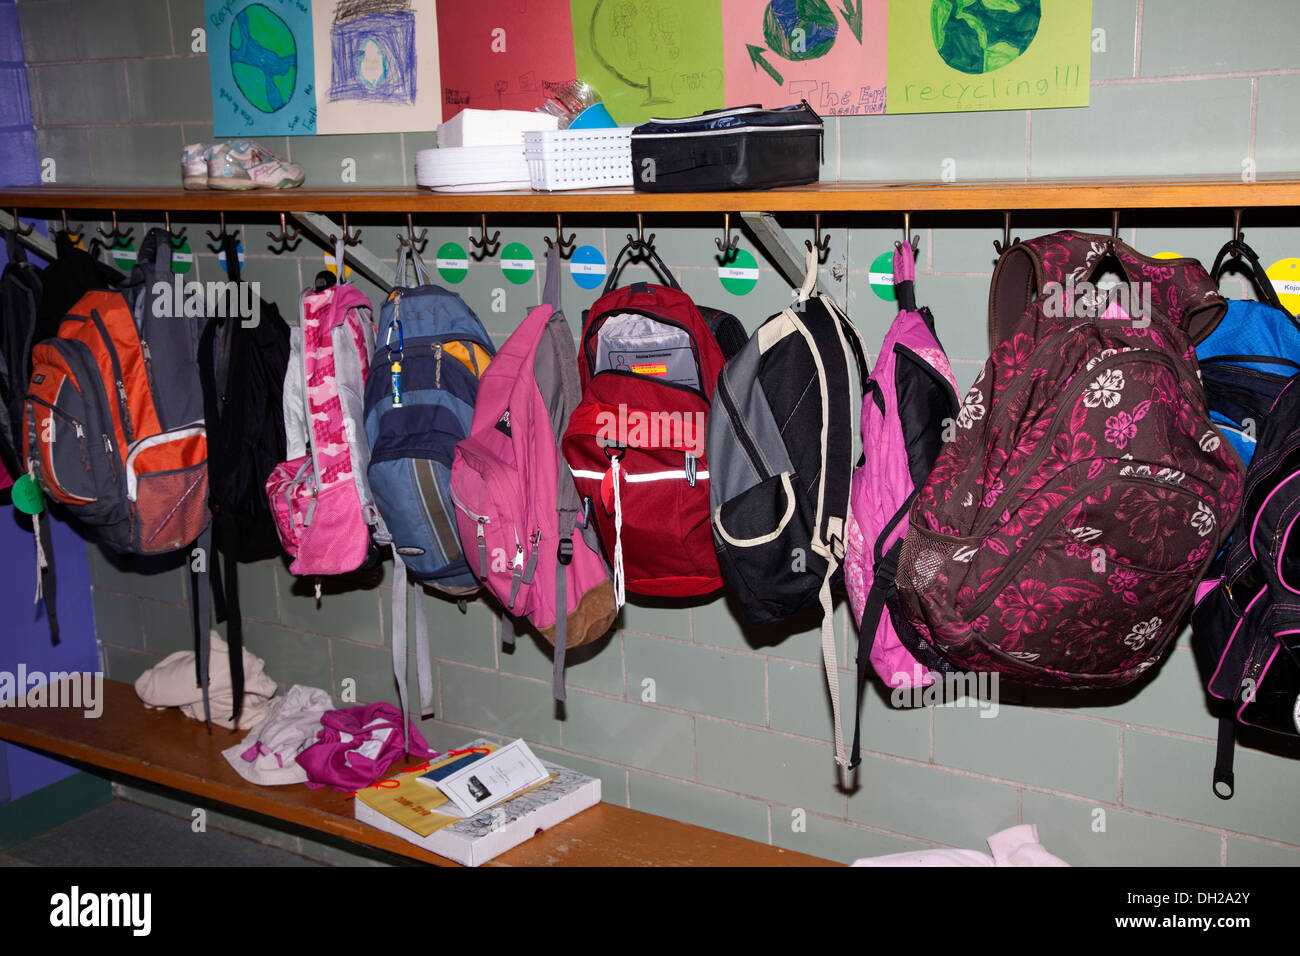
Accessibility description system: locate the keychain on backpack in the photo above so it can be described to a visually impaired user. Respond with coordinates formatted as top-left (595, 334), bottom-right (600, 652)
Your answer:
top-left (387, 320), bottom-right (404, 407)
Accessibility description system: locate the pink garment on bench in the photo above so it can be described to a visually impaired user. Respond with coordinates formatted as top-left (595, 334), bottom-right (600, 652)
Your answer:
top-left (296, 701), bottom-right (440, 792)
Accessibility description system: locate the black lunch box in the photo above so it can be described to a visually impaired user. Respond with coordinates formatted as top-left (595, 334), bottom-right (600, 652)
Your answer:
top-left (630, 100), bottom-right (823, 192)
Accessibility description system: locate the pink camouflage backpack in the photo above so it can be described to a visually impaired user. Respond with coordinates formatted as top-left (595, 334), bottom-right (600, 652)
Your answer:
top-left (844, 239), bottom-right (960, 769)
top-left (450, 245), bottom-right (617, 699)
top-left (266, 236), bottom-right (384, 582)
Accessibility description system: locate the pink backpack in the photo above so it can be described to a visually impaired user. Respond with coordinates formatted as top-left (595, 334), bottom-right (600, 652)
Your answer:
top-left (266, 237), bottom-right (383, 578)
top-left (450, 246), bottom-right (616, 699)
top-left (843, 240), bottom-right (960, 768)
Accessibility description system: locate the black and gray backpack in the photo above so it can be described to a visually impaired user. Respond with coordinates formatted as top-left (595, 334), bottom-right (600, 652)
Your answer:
top-left (706, 246), bottom-right (869, 781)
top-left (1192, 372), bottom-right (1300, 799)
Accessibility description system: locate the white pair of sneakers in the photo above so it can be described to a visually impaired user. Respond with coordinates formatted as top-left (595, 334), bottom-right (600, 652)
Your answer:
top-left (182, 140), bottom-right (305, 190)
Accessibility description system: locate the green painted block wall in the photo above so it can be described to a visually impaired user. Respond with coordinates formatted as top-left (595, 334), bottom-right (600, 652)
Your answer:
top-left (17, 0), bottom-right (1300, 866)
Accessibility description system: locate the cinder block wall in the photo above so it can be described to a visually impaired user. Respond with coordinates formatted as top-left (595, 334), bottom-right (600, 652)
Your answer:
top-left (18, 0), bottom-right (1300, 865)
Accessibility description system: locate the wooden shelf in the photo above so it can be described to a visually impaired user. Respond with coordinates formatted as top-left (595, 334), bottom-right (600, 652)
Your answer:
top-left (0, 678), bottom-right (839, 867)
top-left (2, 175), bottom-right (1299, 215)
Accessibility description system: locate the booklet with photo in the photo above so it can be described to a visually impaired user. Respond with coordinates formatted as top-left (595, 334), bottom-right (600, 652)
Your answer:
top-left (416, 738), bottom-right (549, 816)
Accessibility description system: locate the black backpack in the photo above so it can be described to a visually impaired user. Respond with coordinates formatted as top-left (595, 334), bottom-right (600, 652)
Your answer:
top-left (197, 234), bottom-right (291, 721)
top-left (1192, 372), bottom-right (1300, 799)
top-left (0, 228), bottom-right (43, 482)
top-left (705, 247), bottom-right (869, 780)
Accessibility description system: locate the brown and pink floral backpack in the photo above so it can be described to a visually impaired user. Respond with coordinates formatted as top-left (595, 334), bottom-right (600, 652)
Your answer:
top-left (897, 231), bottom-right (1244, 688)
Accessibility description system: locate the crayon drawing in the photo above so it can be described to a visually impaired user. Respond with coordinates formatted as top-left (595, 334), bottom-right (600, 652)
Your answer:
top-left (207, 0), bottom-right (318, 136)
top-left (313, 0), bottom-right (442, 134)
top-left (723, 0), bottom-right (887, 115)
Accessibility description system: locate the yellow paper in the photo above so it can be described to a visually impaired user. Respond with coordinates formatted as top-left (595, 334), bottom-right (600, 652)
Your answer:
top-left (355, 747), bottom-right (497, 838)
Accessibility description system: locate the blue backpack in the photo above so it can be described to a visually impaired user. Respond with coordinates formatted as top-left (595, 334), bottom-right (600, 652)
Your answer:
top-left (1197, 236), bottom-right (1300, 464)
top-left (363, 244), bottom-right (495, 730)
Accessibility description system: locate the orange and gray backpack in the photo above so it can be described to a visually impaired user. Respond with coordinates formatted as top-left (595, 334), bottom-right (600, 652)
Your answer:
top-left (24, 228), bottom-right (214, 708)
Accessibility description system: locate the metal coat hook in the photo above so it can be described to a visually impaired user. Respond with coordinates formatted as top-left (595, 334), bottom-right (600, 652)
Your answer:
top-left (469, 214), bottom-right (500, 259)
top-left (162, 211), bottom-right (186, 247)
top-left (329, 213), bottom-right (362, 246)
top-left (1111, 210), bottom-right (1120, 239)
top-left (97, 211), bottom-right (134, 243)
top-left (903, 211), bottom-right (919, 253)
top-left (806, 213), bottom-right (830, 261)
top-left (1233, 208), bottom-right (1244, 245)
top-left (994, 211), bottom-right (1019, 255)
top-left (399, 213), bottom-right (428, 253)
top-left (544, 213), bottom-right (576, 257)
top-left (60, 210), bottom-right (83, 246)
top-left (716, 212), bottom-right (740, 262)
top-left (266, 212), bottom-right (302, 252)
top-left (626, 213), bottom-right (655, 256)
top-left (205, 212), bottom-right (238, 246)
top-left (10, 208), bottom-right (32, 237)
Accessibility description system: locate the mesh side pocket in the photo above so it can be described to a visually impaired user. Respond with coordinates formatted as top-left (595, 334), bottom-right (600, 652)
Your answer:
top-left (898, 522), bottom-right (959, 595)
top-left (135, 464), bottom-right (209, 553)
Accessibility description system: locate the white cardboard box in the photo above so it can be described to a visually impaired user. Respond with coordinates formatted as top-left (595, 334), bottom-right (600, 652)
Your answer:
top-left (437, 108), bottom-right (559, 148)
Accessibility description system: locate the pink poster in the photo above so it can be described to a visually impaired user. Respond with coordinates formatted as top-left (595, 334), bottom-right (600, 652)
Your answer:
top-left (723, 0), bottom-right (886, 115)
top-left (436, 0), bottom-right (578, 122)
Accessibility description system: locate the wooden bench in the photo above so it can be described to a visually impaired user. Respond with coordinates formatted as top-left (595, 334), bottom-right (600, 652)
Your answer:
top-left (0, 678), bottom-right (838, 867)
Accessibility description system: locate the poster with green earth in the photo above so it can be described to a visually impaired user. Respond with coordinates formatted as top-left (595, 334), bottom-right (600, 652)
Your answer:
top-left (886, 0), bottom-right (1090, 114)
top-left (570, 0), bottom-right (724, 125)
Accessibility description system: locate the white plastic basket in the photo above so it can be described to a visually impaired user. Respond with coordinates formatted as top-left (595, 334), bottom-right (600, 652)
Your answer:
top-left (524, 127), bottom-right (633, 191)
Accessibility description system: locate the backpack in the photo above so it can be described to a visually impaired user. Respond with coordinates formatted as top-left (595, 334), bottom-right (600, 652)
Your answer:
top-left (1191, 373), bottom-right (1300, 799)
top-left (561, 243), bottom-right (741, 602)
top-left (24, 228), bottom-right (212, 706)
top-left (266, 236), bottom-right (381, 579)
top-left (450, 245), bottom-right (617, 699)
top-left (897, 231), bottom-right (1243, 688)
top-left (1195, 235), bottom-right (1300, 464)
top-left (0, 228), bottom-right (44, 484)
top-left (198, 234), bottom-right (291, 723)
top-left (843, 239), bottom-right (960, 769)
top-left (362, 241), bottom-right (494, 731)
top-left (706, 245), bottom-right (868, 779)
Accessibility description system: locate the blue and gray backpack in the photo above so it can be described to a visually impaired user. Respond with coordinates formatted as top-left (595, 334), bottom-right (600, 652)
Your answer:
top-left (363, 243), bottom-right (494, 730)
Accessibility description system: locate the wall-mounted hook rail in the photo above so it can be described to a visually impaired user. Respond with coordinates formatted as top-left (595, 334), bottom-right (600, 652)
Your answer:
top-left (10, 208), bottom-right (32, 237)
top-left (266, 212), bottom-right (302, 252)
top-left (399, 213), bottom-right (428, 253)
top-left (805, 213), bottom-right (830, 261)
top-left (329, 212), bottom-right (362, 246)
top-left (205, 212), bottom-right (238, 247)
top-left (162, 211), bottom-right (186, 247)
top-left (716, 212), bottom-right (740, 262)
top-left (60, 209), bottom-right (83, 246)
top-left (544, 213), bottom-right (577, 258)
top-left (97, 210), bottom-right (134, 243)
top-left (994, 211), bottom-right (1018, 255)
top-left (469, 214), bottom-right (500, 259)
top-left (626, 213), bottom-right (655, 257)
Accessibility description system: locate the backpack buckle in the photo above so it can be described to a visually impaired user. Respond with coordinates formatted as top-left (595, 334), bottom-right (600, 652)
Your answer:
top-left (557, 538), bottom-right (574, 566)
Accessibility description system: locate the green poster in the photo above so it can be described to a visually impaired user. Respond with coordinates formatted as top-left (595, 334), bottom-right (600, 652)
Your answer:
top-left (570, 0), bottom-right (724, 125)
top-left (886, 0), bottom-right (1091, 115)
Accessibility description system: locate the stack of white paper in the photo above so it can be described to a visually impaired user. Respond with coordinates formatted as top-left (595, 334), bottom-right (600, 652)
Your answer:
top-left (414, 146), bottom-right (530, 192)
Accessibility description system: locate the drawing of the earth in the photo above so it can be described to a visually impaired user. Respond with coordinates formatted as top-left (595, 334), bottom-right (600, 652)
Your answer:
top-left (764, 0), bottom-right (838, 61)
top-left (931, 0), bottom-right (1041, 74)
top-left (230, 3), bottom-right (298, 114)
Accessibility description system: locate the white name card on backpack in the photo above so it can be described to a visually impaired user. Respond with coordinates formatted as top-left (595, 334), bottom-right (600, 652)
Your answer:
top-left (431, 739), bottom-right (549, 818)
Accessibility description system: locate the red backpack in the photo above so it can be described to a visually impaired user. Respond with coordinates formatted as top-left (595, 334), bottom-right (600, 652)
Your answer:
top-left (561, 244), bottom-right (737, 601)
